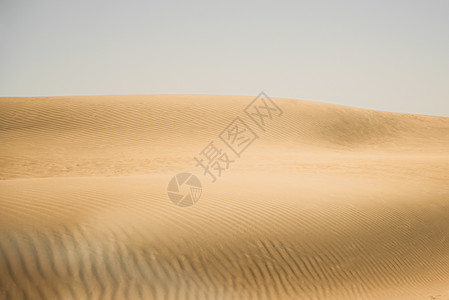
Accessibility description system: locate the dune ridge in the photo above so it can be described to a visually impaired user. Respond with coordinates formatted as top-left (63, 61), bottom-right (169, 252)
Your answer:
top-left (1, 95), bottom-right (449, 299)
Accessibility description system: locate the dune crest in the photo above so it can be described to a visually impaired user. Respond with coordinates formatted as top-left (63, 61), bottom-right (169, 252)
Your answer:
top-left (1, 95), bottom-right (449, 299)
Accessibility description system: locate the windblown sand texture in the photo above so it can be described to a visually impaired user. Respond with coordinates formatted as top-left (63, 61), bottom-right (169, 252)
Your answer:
top-left (1, 95), bottom-right (448, 299)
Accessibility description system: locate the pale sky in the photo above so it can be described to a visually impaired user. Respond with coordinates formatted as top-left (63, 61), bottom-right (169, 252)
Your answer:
top-left (1, 0), bottom-right (448, 116)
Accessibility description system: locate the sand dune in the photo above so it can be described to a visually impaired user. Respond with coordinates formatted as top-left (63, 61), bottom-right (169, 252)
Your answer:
top-left (1, 95), bottom-right (449, 299)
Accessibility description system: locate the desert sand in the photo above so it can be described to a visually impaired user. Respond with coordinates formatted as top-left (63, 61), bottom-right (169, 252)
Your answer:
top-left (0, 95), bottom-right (448, 299)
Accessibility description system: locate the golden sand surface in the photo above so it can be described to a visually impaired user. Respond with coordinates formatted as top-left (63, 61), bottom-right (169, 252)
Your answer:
top-left (1, 95), bottom-right (448, 299)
